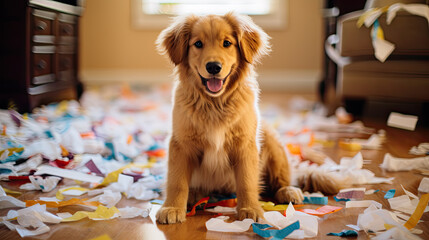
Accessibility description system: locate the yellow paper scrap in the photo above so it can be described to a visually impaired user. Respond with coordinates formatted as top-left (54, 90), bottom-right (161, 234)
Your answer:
top-left (90, 234), bottom-right (113, 240)
top-left (56, 186), bottom-right (90, 200)
top-left (3, 188), bottom-right (22, 196)
top-left (96, 163), bottom-right (153, 188)
top-left (260, 201), bottom-right (289, 211)
top-left (61, 205), bottom-right (119, 222)
top-left (404, 193), bottom-right (429, 230)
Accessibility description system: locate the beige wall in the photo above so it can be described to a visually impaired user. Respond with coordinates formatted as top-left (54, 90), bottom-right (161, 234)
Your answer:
top-left (79, 0), bottom-right (324, 92)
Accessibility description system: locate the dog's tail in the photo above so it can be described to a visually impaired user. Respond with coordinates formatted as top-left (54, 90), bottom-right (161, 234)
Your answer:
top-left (296, 170), bottom-right (342, 195)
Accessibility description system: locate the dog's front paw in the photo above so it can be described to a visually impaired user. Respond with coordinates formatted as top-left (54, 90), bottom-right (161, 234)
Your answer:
top-left (275, 186), bottom-right (304, 204)
top-left (156, 206), bottom-right (186, 224)
top-left (237, 206), bottom-right (264, 221)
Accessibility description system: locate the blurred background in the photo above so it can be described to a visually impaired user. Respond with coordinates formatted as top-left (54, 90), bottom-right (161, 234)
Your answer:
top-left (79, 0), bottom-right (324, 94)
top-left (1, 0), bottom-right (428, 123)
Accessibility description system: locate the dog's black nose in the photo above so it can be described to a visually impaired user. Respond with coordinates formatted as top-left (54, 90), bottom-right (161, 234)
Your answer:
top-left (206, 62), bottom-right (222, 75)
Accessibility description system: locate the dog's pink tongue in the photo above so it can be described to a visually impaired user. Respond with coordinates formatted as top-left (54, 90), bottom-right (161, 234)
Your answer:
top-left (207, 78), bottom-right (223, 92)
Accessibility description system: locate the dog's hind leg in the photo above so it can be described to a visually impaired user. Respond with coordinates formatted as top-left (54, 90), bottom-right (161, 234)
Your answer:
top-left (260, 123), bottom-right (304, 204)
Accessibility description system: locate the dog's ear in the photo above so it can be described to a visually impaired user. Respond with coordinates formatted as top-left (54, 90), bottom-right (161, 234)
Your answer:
top-left (224, 12), bottom-right (271, 64)
top-left (156, 15), bottom-right (198, 65)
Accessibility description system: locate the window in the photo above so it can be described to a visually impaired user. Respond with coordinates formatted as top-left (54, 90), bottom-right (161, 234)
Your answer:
top-left (131, 0), bottom-right (288, 30)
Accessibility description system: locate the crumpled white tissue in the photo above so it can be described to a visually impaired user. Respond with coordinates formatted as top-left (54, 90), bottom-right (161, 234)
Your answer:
top-left (205, 206), bottom-right (237, 214)
top-left (205, 216), bottom-right (254, 232)
top-left (1, 204), bottom-right (62, 238)
top-left (418, 177), bottom-right (429, 193)
top-left (388, 186), bottom-right (429, 215)
top-left (0, 186), bottom-right (26, 209)
top-left (21, 139), bottom-right (61, 161)
top-left (262, 203), bottom-right (318, 239)
top-left (92, 174), bottom-right (160, 201)
top-left (19, 176), bottom-right (61, 192)
top-left (381, 153), bottom-right (429, 171)
top-left (88, 189), bottom-right (121, 208)
top-left (118, 204), bottom-right (151, 218)
top-left (356, 203), bottom-right (421, 240)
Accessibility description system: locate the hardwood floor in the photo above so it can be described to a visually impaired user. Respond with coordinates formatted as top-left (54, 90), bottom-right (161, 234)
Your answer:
top-left (1, 92), bottom-right (428, 240)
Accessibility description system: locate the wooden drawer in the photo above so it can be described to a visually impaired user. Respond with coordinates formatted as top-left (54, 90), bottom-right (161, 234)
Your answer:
top-left (32, 9), bottom-right (56, 36)
top-left (58, 13), bottom-right (77, 45)
top-left (32, 46), bottom-right (56, 85)
top-left (59, 54), bottom-right (75, 81)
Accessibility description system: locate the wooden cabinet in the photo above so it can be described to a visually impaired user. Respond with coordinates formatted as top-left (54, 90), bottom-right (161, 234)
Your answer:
top-left (0, 0), bottom-right (83, 112)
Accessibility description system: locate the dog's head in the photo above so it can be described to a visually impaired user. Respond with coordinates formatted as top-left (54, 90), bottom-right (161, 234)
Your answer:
top-left (156, 13), bottom-right (270, 97)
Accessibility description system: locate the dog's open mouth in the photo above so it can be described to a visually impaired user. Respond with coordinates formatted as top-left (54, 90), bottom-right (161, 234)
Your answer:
top-left (200, 75), bottom-right (226, 94)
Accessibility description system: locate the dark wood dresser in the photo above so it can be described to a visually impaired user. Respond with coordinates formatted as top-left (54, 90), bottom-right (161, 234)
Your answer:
top-left (0, 0), bottom-right (83, 112)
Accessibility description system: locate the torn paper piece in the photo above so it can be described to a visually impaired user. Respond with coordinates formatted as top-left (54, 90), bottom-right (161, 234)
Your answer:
top-left (88, 190), bottom-right (121, 208)
top-left (409, 143), bottom-right (429, 155)
top-left (0, 195), bottom-right (26, 209)
top-left (384, 189), bottom-right (396, 199)
top-left (252, 221), bottom-right (300, 239)
top-left (1, 220), bottom-right (50, 238)
top-left (372, 226), bottom-right (421, 240)
top-left (387, 3), bottom-right (429, 25)
top-left (346, 224), bottom-right (361, 231)
top-left (327, 230), bottom-right (358, 237)
top-left (59, 186), bottom-right (89, 198)
top-left (297, 205), bottom-right (342, 216)
top-left (346, 200), bottom-right (382, 209)
top-left (336, 188), bottom-right (366, 200)
top-left (149, 204), bottom-right (161, 224)
top-left (19, 176), bottom-right (61, 192)
top-left (6, 204), bottom-right (62, 224)
top-left (118, 205), bottom-right (151, 218)
top-left (303, 196), bottom-right (328, 205)
top-left (263, 203), bottom-right (319, 238)
top-left (25, 198), bottom-right (100, 208)
top-left (389, 195), bottom-right (418, 215)
top-left (205, 216), bottom-right (254, 232)
top-left (21, 139), bottom-right (61, 161)
top-left (365, 189), bottom-right (379, 195)
top-left (1, 204), bottom-right (62, 237)
top-left (404, 193), bottom-right (429, 230)
top-left (357, 208), bottom-right (406, 233)
top-left (89, 234), bottom-right (113, 240)
top-left (418, 177), bottom-right (429, 193)
top-left (35, 165), bottom-right (104, 183)
top-left (205, 206), bottom-right (237, 214)
top-left (338, 140), bottom-right (362, 152)
top-left (61, 205), bottom-right (120, 222)
top-left (381, 153), bottom-right (429, 171)
top-left (387, 112), bottom-right (418, 131)
top-left (261, 201), bottom-right (290, 211)
top-left (351, 134), bottom-right (383, 150)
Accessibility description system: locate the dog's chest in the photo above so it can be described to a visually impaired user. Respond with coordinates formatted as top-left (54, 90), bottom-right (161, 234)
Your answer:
top-left (189, 128), bottom-right (236, 191)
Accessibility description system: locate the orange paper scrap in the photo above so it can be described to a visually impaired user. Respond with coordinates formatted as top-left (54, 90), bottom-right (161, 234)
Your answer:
top-left (297, 205), bottom-right (342, 216)
top-left (404, 193), bottom-right (429, 230)
top-left (187, 197), bottom-right (210, 216)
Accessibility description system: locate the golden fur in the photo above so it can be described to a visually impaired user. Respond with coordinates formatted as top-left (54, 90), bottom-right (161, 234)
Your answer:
top-left (155, 13), bottom-right (337, 224)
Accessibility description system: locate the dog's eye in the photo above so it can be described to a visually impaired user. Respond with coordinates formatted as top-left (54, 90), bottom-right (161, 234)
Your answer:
top-left (223, 40), bottom-right (232, 48)
top-left (194, 41), bottom-right (203, 48)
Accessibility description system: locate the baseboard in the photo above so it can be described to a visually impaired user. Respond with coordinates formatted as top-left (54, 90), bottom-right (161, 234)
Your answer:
top-left (80, 69), bottom-right (321, 94)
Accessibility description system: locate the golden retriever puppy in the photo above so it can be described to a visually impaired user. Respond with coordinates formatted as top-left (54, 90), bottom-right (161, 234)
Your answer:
top-left (155, 13), bottom-right (336, 224)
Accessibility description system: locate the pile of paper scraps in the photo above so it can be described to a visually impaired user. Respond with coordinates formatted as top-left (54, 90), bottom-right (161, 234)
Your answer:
top-left (1, 86), bottom-right (429, 239)
top-left (0, 85), bottom-right (171, 237)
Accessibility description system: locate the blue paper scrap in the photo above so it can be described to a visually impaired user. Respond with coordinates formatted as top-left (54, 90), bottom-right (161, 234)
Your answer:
top-left (252, 221), bottom-right (300, 240)
top-left (327, 229), bottom-right (358, 237)
top-left (334, 196), bottom-right (350, 202)
top-left (303, 196), bottom-right (328, 205)
top-left (384, 189), bottom-right (396, 199)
